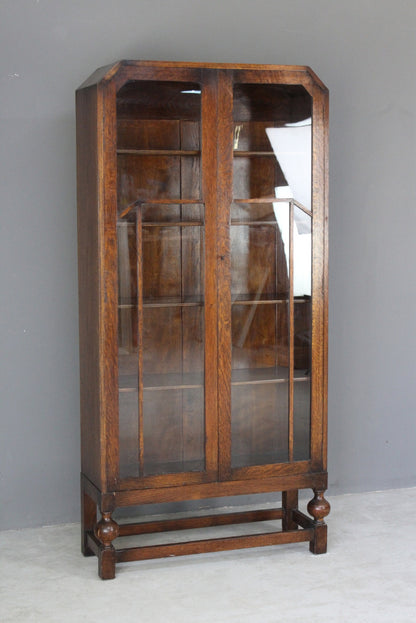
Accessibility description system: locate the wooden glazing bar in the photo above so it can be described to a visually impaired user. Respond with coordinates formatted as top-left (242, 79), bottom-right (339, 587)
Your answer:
top-left (288, 201), bottom-right (294, 463)
top-left (135, 209), bottom-right (144, 476)
top-left (292, 199), bottom-right (312, 217)
top-left (118, 508), bottom-right (284, 537)
top-left (115, 528), bottom-right (313, 563)
top-left (274, 206), bottom-right (279, 383)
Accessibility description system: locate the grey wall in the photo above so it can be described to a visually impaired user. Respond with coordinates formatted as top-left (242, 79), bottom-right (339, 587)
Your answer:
top-left (1, 0), bottom-right (415, 530)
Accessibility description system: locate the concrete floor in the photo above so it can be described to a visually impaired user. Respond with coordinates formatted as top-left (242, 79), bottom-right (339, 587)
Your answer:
top-left (2, 487), bottom-right (416, 622)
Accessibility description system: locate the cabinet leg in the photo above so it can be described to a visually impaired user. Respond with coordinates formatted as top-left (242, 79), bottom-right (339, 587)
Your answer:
top-left (310, 522), bottom-right (328, 554)
top-left (98, 546), bottom-right (117, 580)
top-left (282, 490), bottom-right (298, 531)
top-left (95, 511), bottom-right (119, 580)
top-left (307, 489), bottom-right (330, 555)
top-left (81, 484), bottom-right (97, 557)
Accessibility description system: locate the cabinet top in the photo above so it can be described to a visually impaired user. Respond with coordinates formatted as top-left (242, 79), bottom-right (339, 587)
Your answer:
top-left (77, 60), bottom-right (327, 92)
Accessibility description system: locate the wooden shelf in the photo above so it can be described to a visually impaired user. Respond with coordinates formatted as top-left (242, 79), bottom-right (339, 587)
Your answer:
top-left (119, 371), bottom-right (204, 392)
top-left (118, 295), bottom-right (309, 308)
top-left (233, 151), bottom-right (275, 157)
top-left (119, 198), bottom-right (204, 219)
top-left (117, 149), bottom-right (200, 156)
top-left (232, 294), bottom-right (309, 305)
top-left (119, 368), bottom-right (309, 392)
top-left (119, 296), bottom-right (204, 309)
top-left (231, 220), bottom-right (279, 226)
top-left (232, 367), bottom-right (310, 386)
top-left (118, 221), bottom-right (203, 228)
top-left (118, 222), bottom-right (203, 228)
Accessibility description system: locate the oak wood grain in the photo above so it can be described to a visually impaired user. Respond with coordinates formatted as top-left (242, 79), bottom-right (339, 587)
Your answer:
top-left (77, 61), bottom-right (329, 577)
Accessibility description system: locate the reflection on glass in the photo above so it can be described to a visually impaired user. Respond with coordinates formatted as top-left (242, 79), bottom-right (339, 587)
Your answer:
top-left (266, 118), bottom-right (311, 211)
top-left (116, 81), bottom-right (205, 478)
top-left (231, 83), bottom-right (312, 468)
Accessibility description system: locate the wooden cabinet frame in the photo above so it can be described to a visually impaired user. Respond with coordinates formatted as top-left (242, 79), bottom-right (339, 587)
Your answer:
top-left (77, 61), bottom-right (329, 579)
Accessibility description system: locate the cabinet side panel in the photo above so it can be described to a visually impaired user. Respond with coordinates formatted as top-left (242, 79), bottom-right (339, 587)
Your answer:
top-left (77, 85), bottom-right (102, 487)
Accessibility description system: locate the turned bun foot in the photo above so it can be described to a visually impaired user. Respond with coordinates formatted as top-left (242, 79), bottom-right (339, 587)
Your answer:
top-left (307, 489), bottom-right (330, 524)
top-left (95, 512), bottom-right (119, 579)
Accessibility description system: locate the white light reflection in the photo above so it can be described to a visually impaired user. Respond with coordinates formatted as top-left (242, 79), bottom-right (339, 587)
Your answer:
top-left (267, 119), bottom-right (312, 297)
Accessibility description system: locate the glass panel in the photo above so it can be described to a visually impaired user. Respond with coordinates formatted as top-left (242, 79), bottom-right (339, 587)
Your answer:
top-left (232, 84), bottom-right (312, 209)
top-left (230, 213), bottom-right (289, 469)
top-left (116, 81), bottom-right (205, 478)
top-left (231, 83), bottom-right (312, 468)
top-left (143, 387), bottom-right (204, 475)
top-left (293, 206), bottom-right (311, 460)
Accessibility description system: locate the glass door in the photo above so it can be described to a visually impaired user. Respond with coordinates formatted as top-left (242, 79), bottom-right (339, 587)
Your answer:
top-left (116, 79), bottom-right (209, 481)
top-left (230, 81), bottom-right (313, 472)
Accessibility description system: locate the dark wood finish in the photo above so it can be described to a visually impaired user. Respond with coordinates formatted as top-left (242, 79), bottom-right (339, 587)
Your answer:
top-left (81, 482), bottom-right (97, 556)
top-left (115, 470), bottom-right (327, 501)
top-left (292, 509), bottom-right (314, 530)
top-left (307, 489), bottom-right (330, 555)
top-left (309, 523), bottom-right (328, 555)
top-left (216, 69), bottom-right (234, 481)
top-left (95, 510), bottom-right (119, 580)
top-left (115, 528), bottom-right (313, 563)
top-left (307, 489), bottom-right (331, 523)
top-left (118, 508), bottom-right (284, 537)
top-left (76, 84), bottom-right (102, 488)
top-left (282, 490), bottom-right (298, 531)
top-left (77, 61), bottom-right (329, 578)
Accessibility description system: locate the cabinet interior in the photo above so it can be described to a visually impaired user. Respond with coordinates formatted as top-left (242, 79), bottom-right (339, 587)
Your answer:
top-left (115, 79), bottom-right (313, 478)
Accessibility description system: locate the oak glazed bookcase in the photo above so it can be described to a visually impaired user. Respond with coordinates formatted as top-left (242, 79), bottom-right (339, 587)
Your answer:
top-left (76, 60), bottom-right (329, 579)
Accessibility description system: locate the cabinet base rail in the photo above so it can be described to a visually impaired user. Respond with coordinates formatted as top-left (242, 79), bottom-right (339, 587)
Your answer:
top-left (84, 505), bottom-right (328, 579)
